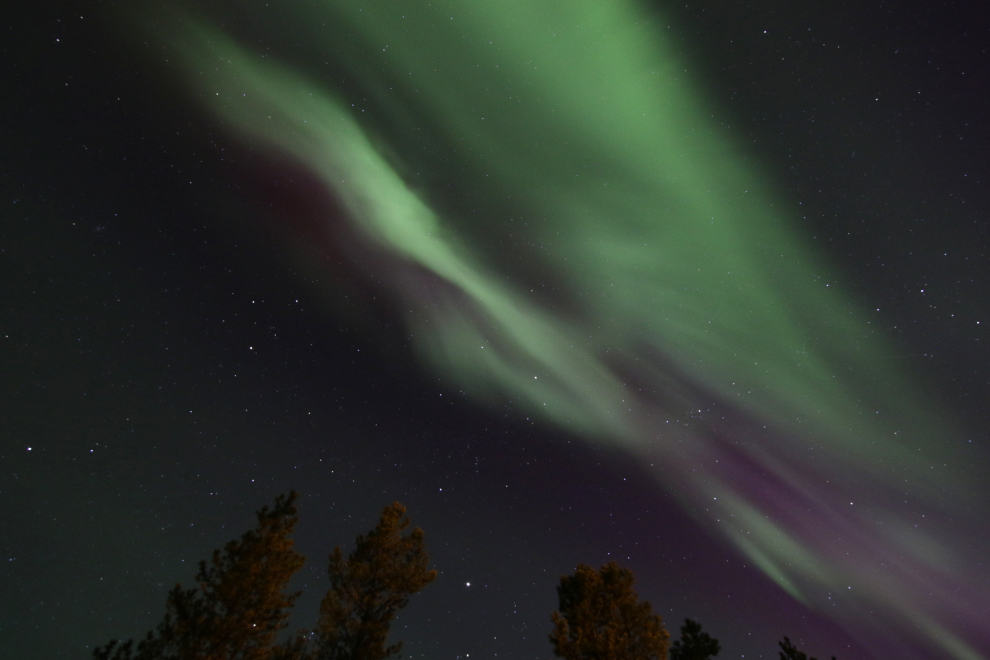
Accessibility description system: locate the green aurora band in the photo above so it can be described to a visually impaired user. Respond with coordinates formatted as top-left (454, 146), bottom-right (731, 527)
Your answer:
top-left (156, 2), bottom-right (986, 657)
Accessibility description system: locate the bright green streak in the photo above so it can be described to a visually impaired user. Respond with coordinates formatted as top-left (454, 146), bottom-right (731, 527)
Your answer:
top-left (160, 2), bottom-right (984, 657)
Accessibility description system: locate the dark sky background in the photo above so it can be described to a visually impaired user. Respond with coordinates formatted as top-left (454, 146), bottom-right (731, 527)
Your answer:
top-left (2, 1), bottom-right (988, 659)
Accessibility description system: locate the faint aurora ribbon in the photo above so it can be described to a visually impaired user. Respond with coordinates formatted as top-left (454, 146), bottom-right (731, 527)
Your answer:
top-left (159, 2), bottom-right (987, 657)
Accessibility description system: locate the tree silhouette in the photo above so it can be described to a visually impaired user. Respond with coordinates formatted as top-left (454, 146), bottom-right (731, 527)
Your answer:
top-left (314, 502), bottom-right (437, 660)
top-left (670, 618), bottom-right (720, 660)
top-left (93, 492), bottom-right (307, 660)
top-left (549, 561), bottom-right (670, 660)
top-left (778, 636), bottom-right (836, 660)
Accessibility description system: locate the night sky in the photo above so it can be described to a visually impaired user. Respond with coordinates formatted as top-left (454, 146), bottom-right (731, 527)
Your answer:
top-left (2, 2), bottom-right (988, 660)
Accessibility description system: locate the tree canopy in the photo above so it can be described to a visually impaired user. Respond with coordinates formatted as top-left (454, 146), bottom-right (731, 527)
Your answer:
top-left (93, 493), bottom-right (838, 660)
top-left (94, 492), bottom-right (306, 660)
top-left (778, 636), bottom-right (836, 660)
top-left (670, 618), bottom-right (721, 660)
top-left (549, 561), bottom-right (670, 660)
top-left (314, 502), bottom-right (438, 660)
top-left (93, 496), bottom-right (434, 660)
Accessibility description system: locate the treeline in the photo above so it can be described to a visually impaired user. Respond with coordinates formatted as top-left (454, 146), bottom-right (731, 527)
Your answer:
top-left (93, 493), bottom-right (835, 660)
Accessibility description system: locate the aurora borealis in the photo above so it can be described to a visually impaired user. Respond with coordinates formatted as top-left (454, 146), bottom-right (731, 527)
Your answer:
top-left (3, 1), bottom-right (988, 659)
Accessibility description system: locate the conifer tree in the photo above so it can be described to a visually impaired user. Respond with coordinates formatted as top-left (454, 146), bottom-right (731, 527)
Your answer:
top-left (670, 618), bottom-right (720, 660)
top-left (549, 561), bottom-right (670, 660)
top-left (93, 492), bottom-right (306, 660)
top-left (778, 635), bottom-right (836, 660)
top-left (314, 502), bottom-right (437, 660)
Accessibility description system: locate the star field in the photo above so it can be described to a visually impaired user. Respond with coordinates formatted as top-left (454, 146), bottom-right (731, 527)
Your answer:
top-left (2, 2), bottom-right (988, 660)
